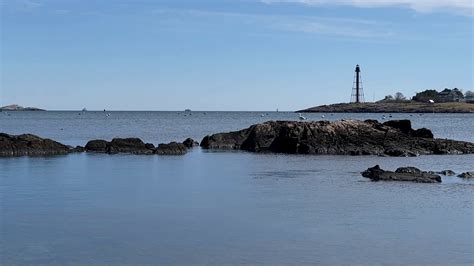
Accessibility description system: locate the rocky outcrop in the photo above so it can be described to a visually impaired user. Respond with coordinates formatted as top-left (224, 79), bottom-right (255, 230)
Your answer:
top-left (1, 133), bottom-right (195, 157)
top-left (155, 142), bottom-right (188, 155)
top-left (85, 138), bottom-right (155, 155)
top-left (84, 140), bottom-right (109, 152)
top-left (458, 172), bottom-right (474, 179)
top-left (428, 170), bottom-right (456, 176)
top-left (69, 145), bottom-right (85, 153)
top-left (108, 138), bottom-right (154, 154)
top-left (0, 133), bottom-right (71, 156)
top-left (361, 165), bottom-right (442, 183)
top-left (200, 120), bottom-right (474, 156)
top-left (183, 138), bottom-right (199, 148)
top-left (84, 138), bottom-right (188, 155)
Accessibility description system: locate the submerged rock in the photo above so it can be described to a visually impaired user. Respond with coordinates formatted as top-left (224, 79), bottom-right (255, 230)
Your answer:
top-left (183, 138), bottom-right (199, 148)
top-left (361, 165), bottom-right (442, 183)
top-left (458, 172), bottom-right (474, 179)
top-left (155, 142), bottom-right (187, 155)
top-left (200, 120), bottom-right (474, 156)
top-left (0, 133), bottom-right (70, 156)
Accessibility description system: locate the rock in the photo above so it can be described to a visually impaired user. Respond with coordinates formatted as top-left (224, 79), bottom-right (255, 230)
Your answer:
top-left (395, 167), bottom-right (423, 174)
top-left (70, 146), bottom-right (85, 153)
top-left (383, 120), bottom-right (412, 134)
top-left (183, 138), bottom-right (199, 148)
top-left (145, 143), bottom-right (155, 150)
top-left (85, 140), bottom-right (109, 153)
top-left (200, 120), bottom-right (474, 156)
top-left (428, 170), bottom-right (456, 176)
top-left (361, 165), bottom-right (442, 183)
top-left (85, 138), bottom-right (154, 154)
top-left (155, 142), bottom-right (187, 155)
top-left (412, 128), bottom-right (434, 139)
top-left (458, 172), bottom-right (474, 179)
top-left (0, 133), bottom-right (70, 156)
top-left (440, 170), bottom-right (456, 176)
top-left (108, 138), bottom-right (154, 154)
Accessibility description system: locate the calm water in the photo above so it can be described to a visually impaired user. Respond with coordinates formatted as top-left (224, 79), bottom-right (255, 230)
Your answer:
top-left (1, 111), bottom-right (473, 265)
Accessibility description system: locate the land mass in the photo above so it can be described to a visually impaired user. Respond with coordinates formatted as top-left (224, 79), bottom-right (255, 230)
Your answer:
top-left (1, 104), bottom-right (45, 111)
top-left (298, 102), bottom-right (474, 113)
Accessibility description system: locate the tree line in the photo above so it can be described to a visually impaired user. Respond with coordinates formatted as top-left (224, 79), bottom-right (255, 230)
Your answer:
top-left (380, 89), bottom-right (474, 103)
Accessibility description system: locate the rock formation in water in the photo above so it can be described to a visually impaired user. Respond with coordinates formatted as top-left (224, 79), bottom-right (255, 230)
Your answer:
top-left (361, 165), bottom-right (442, 183)
top-left (200, 119), bottom-right (474, 156)
top-left (0, 133), bottom-right (196, 157)
top-left (458, 172), bottom-right (474, 179)
top-left (0, 133), bottom-right (71, 156)
top-left (155, 142), bottom-right (188, 155)
top-left (85, 138), bottom-right (155, 154)
top-left (183, 138), bottom-right (199, 148)
top-left (85, 138), bottom-right (189, 155)
top-left (428, 170), bottom-right (456, 176)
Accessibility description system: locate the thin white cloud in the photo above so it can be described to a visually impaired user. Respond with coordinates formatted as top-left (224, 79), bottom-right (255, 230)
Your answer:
top-left (151, 8), bottom-right (396, 39)
top-left (261, 0), bottom-right (473, 14)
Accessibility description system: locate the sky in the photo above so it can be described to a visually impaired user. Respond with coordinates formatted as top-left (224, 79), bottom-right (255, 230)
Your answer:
top-left (1, 0), bottom-right (473, 111)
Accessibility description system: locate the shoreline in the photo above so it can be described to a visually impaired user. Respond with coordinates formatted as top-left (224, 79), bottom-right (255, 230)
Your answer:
top-left (298, 102), bottom-right (474, 113)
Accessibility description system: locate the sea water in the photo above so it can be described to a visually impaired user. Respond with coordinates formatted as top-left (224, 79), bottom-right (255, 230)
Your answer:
top-left (1, 111), bottom-right (473, 265)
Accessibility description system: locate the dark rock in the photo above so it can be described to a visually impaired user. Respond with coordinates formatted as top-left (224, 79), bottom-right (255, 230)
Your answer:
top-left (85, 138), bottom-right (154, 154)
top-left (155, 142), bottom-right (187, 155)
top-left (383, 120), bottom-right (433, 138)
top-left (70, 146), bottom-right (85, 153)
top-left (440, 170), bottom-right (456, 176)
top-left (458, 172), bottom-right (474, 179)
top-left (200, 120), bottom-right (474, 156)
top-left (361, 165), bottom-right (442, 183)
top-left (85, 140), bottom-right (109, 153)
top-left (0, 133), bottom-right (70, 156)
top-left (395, 167), bottom-right (423, 174)
top-left (412, 128), bottom-right (434, 138)
top-left (108, 138), bottom-right (154, 154)
top-left (428, 170), bottom-right (456, 176)
top-left (383, 120), bottom-right (412, 134)
top-left (145, 143), bottom-right (155, 150)
top-left (183, 138), bottom-right (199, 148)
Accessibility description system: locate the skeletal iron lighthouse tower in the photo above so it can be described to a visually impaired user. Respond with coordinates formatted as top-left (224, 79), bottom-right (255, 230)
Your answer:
top-left (350, 64), bottom-right (364, 103)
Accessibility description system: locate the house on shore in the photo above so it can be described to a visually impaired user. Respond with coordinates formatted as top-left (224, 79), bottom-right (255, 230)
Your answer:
top-left (437, 88), bottom-right (465, 103)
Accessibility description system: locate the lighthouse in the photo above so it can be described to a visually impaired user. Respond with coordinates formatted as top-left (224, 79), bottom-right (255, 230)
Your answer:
top-left (351, 64), bottom-right (364, 103)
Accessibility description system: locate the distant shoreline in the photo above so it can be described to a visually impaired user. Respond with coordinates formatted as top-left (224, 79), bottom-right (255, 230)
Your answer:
top-left (298, 102), bottom-right (474, 113)
top-left (1, 104), bottom-right (45, 111)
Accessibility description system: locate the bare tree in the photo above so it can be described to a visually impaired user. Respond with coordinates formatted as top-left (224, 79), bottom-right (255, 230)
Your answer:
top-left (394, 92), bottom-right (406, 101)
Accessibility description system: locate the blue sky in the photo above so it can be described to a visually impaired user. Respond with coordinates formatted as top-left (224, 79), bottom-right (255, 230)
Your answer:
top-left (1, 0), bottom-right (472, 111)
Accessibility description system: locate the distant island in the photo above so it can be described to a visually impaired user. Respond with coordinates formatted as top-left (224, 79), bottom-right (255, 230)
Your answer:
top-left (299, 102), bottom-right (474, 113)
top-left (1, 104), bottom-right (45, 111)
top-left (299, 88), bottom-right (474, 113)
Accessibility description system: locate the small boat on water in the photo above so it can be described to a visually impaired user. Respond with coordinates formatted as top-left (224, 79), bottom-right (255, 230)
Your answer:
top-left (82, 108), bottom-right (87, 112)
top-left (185, 109), bottom-right (191, 112)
